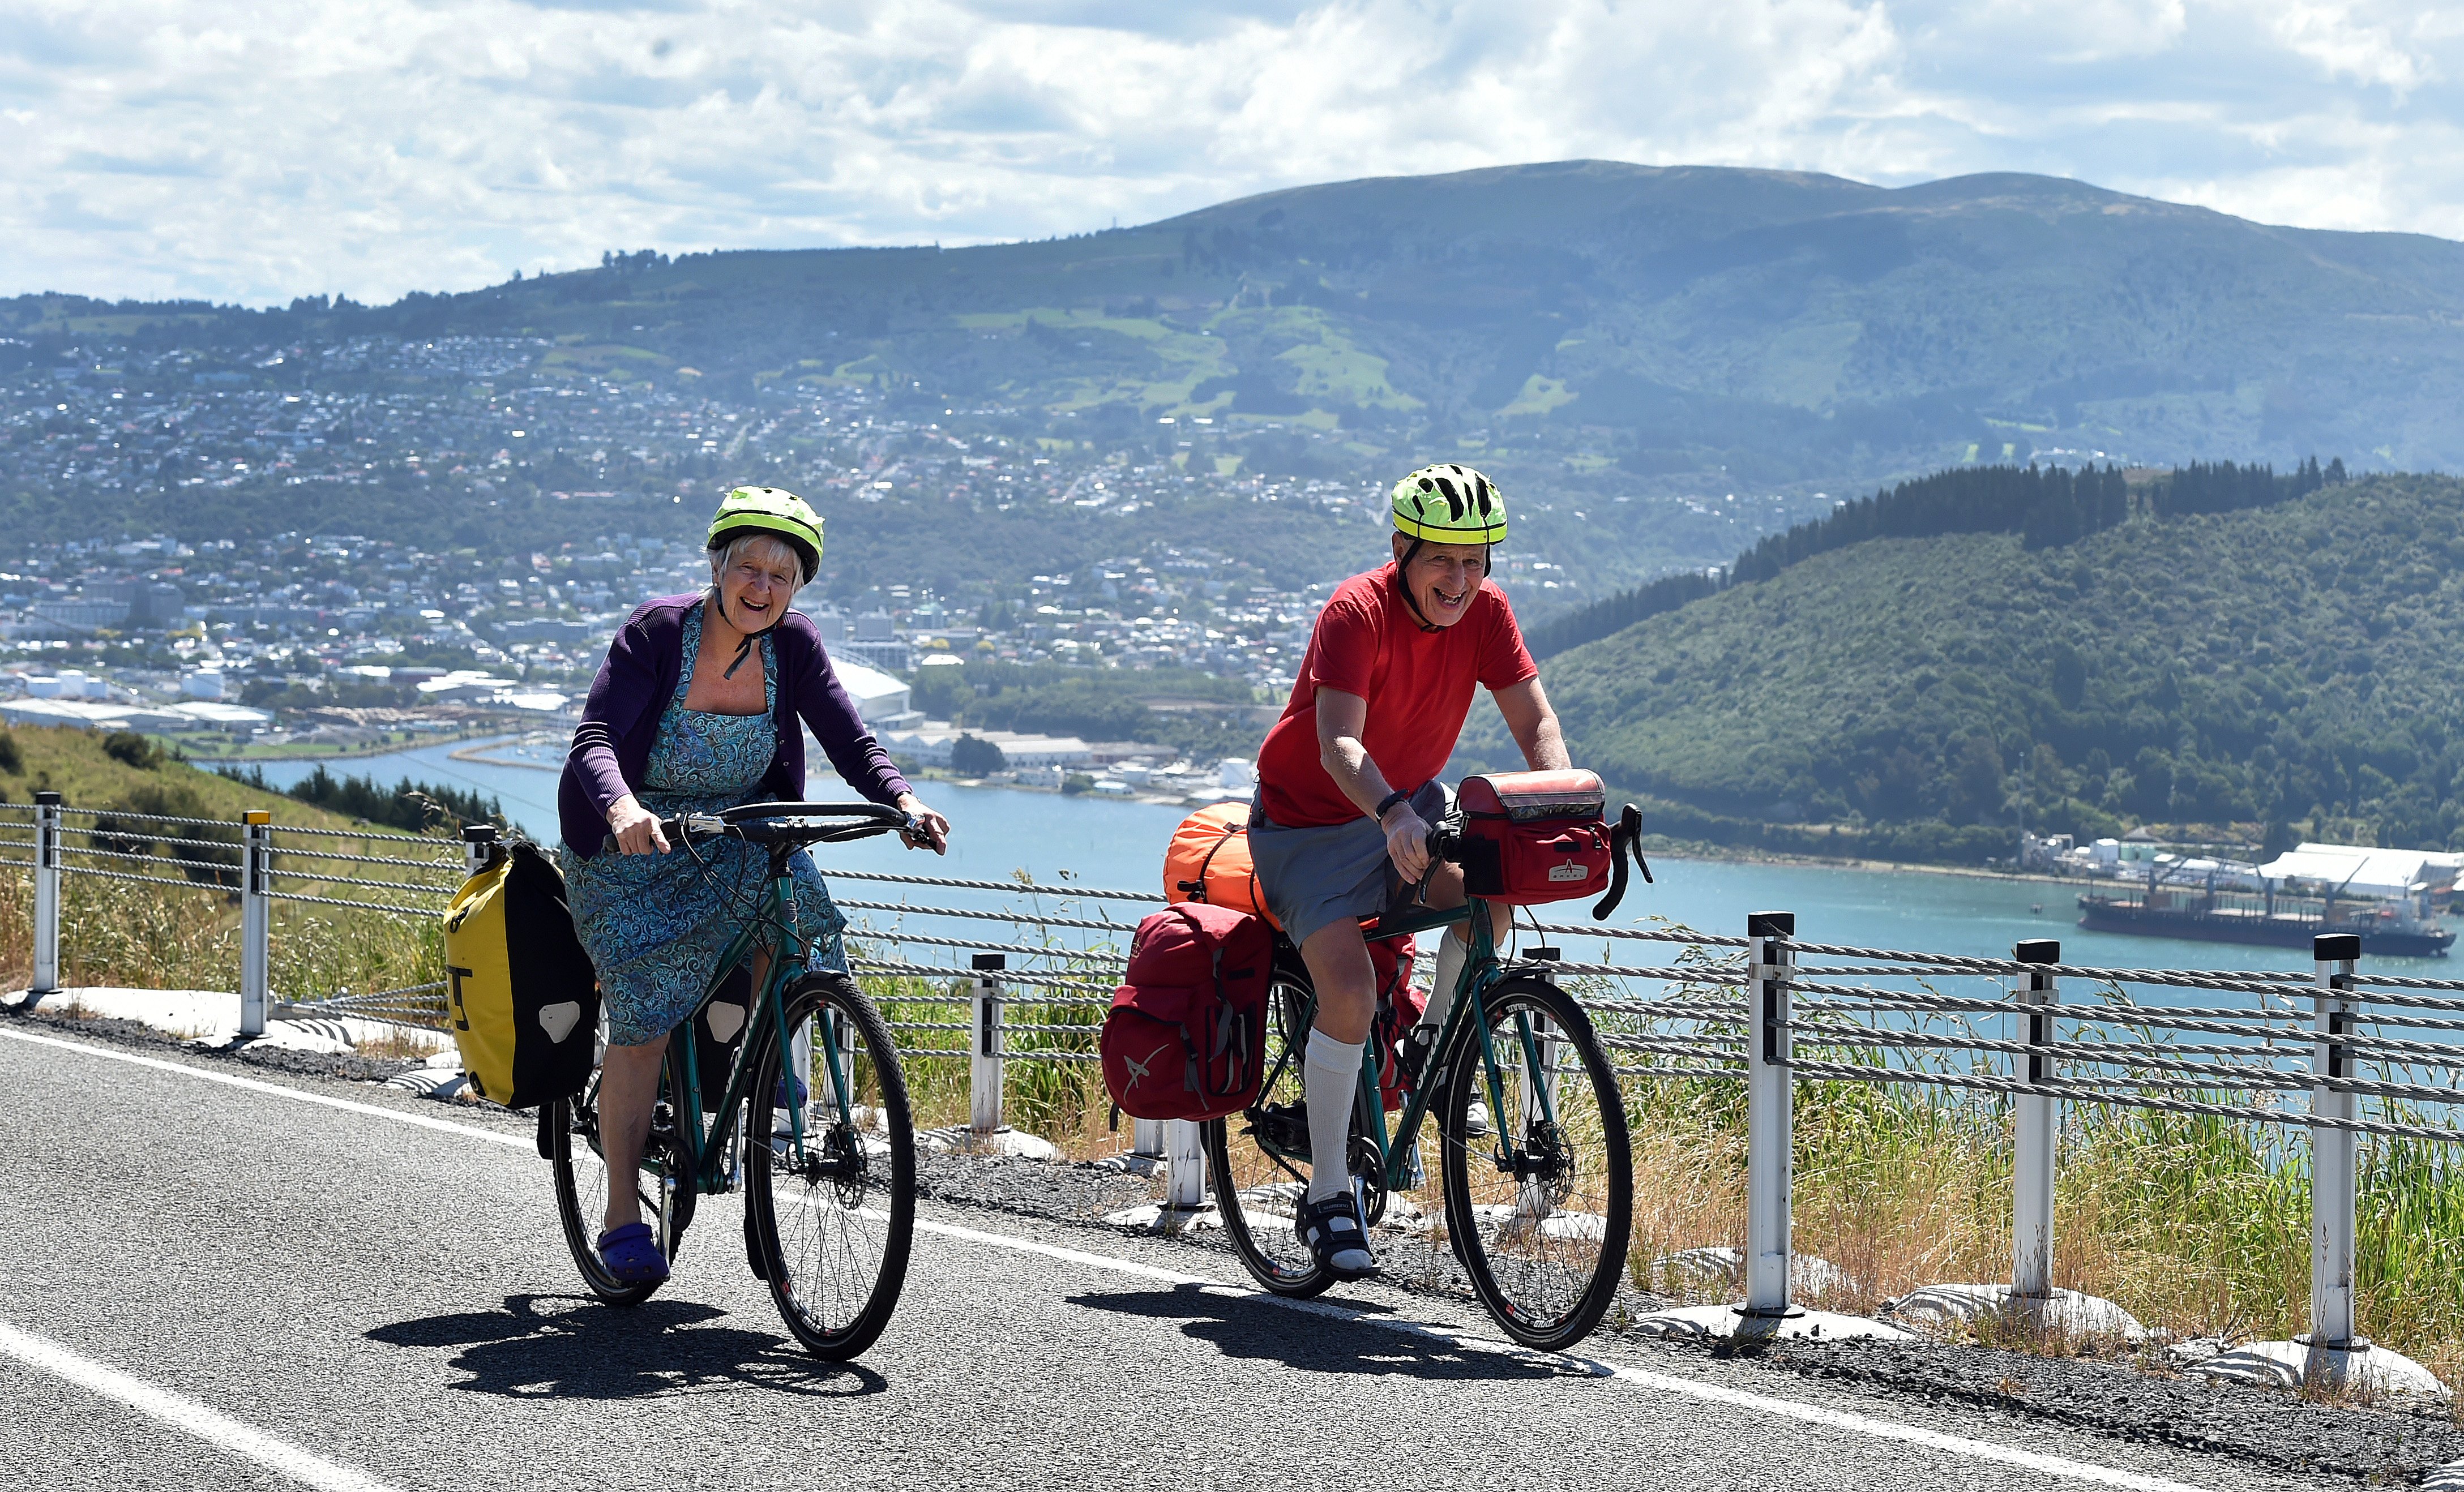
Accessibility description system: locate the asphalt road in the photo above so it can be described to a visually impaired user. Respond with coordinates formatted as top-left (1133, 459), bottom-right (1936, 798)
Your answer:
top-left (0, 1024), bottom-right (2347, 1492)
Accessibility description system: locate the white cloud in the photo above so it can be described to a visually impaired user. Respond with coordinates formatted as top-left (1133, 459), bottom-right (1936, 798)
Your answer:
top-left (6, 0), bottom-right (2464, 305)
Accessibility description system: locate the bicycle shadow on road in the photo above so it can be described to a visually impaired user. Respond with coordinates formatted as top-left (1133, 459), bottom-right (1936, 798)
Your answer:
top-left (366, 1293), bottom-right (887, 1401)
top-left (1067, 1287), bottom-right (1594, 1383)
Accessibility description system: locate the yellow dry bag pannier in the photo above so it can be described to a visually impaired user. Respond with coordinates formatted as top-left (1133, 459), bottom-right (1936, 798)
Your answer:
top-left (442, 839), bottom-right (601, 1108)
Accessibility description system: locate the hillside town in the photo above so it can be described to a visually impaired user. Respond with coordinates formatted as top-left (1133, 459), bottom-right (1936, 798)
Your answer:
top-left (0, 331), bottom-right (1602, 773)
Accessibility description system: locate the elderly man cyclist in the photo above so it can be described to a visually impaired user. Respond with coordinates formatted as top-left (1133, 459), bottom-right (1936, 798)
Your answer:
top-left (1247, 462), bottom-right (1571, 1280)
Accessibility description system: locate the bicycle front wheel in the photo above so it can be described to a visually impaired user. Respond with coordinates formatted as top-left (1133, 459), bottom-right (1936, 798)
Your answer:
top-left (1438, 975), bottom-right (1632, 1352)
top-left (745, 974), bottom-right (916, 1359)
top-left (1202, 965), bottom-right (1332, 1297)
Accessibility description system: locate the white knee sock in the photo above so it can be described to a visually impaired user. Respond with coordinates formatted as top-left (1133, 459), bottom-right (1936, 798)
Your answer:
top-left (1418, 929), bottom-right (1469, 1036)
top-left (1303, 1026), bottom-right (1364, 1203)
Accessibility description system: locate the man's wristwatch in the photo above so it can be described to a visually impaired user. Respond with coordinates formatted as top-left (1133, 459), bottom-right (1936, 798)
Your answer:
top-left (1375, 788), bottom-right (1412, 825)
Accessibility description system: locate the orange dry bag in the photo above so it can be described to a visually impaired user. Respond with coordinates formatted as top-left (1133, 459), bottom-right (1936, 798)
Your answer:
top-left (1162, 801), bottom-right (1280, 929)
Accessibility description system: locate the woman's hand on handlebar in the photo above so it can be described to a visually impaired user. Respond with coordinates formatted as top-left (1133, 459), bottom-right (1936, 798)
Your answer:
top-left (606, 794), bottom-right (669, 856)
top-left (1382, 803), bottom-right (1433, 881)
top-left (896, 792), bottom-right (950, 855)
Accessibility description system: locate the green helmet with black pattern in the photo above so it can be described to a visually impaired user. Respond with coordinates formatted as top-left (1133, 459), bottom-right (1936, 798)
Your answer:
top-left (706, 486), bottom-right (823, 583)
top-left (1389, 463), bottom-right (1507, 545)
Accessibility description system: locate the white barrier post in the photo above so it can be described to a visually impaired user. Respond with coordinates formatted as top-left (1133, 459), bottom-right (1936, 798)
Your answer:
top-left (29, 791), bottom-right (61, 996)
top-left (238, 811), bottom-right (272, 1039)
top-left (970, 953), bottom-right (1006, 1134)
top-left (1131, 1117), bottom-right (1168, 1163)
top-left (1742, 910), bottom-right (1798, 1318)
top-left (1162, 1118), bottom-right (1209, 1213)
top-left (2011, 938), bottom-right (2060, 1300)
top-left (2309, 932), bottom-right (2363, 1351)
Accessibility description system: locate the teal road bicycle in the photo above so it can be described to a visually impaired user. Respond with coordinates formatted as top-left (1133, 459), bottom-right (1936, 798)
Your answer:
top-left (1204, 802), bottom-right (1648, 1351)
top-left (542, 801), bottom-right (922, 1360)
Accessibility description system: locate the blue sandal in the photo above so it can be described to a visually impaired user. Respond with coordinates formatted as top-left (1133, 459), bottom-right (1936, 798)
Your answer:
top-left (596, 1221), bottom-right (670, 1285)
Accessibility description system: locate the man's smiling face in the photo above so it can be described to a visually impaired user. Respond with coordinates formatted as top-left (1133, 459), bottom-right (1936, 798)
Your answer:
top-left (1393, 535), bottom-right (1490, 628)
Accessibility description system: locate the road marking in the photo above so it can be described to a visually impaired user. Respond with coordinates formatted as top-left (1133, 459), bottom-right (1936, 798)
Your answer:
top-left (0, 1026), bottom-right (531, 1150)
top-left (0, 1318), bottom-right (401, 1492)
top-left (7, 1023), bottom-right (2222, 1492)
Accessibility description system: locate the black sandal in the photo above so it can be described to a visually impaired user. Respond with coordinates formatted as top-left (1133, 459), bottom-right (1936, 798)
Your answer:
top-left (1295, 1190), bottom-right (1379, 1281)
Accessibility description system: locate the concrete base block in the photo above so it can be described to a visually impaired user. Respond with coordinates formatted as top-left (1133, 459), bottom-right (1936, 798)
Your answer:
top-left (10, 985), bottom-right (452, 1056)
top-left (1087, 1152), bottom-right (1167, 1177)
top-left (1102, 1203), bottom-right (1222, 1234)
top-left (919, 1125), bottom-right (1060, 1160)
top-left (1630, 1302), bottom-right (1911, 1343)
top-left (1886, 1283), bottom-right (2146, 1341)
top-left (2191, 1337), bottom-right (2449, 1401)
top-left (2420, 1459), bottom-right (2464, 1491)
top-left (1648, 1245), bottom-right (1854, 1298)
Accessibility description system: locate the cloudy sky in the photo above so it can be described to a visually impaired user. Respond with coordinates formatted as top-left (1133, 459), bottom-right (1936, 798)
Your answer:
top-left (7, 0), bottom-right (2461, 306)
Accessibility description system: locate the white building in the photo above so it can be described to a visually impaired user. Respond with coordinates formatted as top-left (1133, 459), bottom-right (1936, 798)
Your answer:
top-left (181, 670), bottom-right (226, 700)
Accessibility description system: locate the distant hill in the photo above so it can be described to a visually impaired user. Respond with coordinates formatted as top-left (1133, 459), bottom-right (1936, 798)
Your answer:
top-left (14, 159), bottom-right (2464, 594)
top-left (1470, 473), bottom-right (2464, 864)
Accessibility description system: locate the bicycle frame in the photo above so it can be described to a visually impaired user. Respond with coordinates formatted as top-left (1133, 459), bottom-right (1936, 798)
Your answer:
top-left (1255, 894), bottom-right (1559, 1194)
top-left (641, 850), bottom-right (866, 1198)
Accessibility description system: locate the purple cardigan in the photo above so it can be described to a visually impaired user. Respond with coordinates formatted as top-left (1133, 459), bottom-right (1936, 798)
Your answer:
top-left (558, 594), bottom-right (912, 857)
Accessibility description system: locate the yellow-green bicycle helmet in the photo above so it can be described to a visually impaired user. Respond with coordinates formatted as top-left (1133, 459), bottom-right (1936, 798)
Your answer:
top-left (1390, 463), bottom-right (1507, 545)
top-left (707, 486), bottom-right (823, 583)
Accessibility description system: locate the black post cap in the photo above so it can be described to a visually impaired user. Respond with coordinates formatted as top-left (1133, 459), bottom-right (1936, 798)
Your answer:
top-left (1526, 946), bottom-right (1562, 963)
top-left (33, 790), bottom-right (61, 805)
top-left (970, 953), bottom-right (1007, 972)
top-left (2015, 939), bottom-right (2060, 964)
top-left (2314, 933), bottom-right (2362, 962)
top-left (461, 824), bottom-right (498, 843)
top-left (1746, 911), bottom-right (1796, 937)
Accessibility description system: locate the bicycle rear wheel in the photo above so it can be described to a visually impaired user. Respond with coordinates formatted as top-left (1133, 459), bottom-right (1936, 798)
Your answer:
top-left (1437, 975), bottom-right (1632, 1352)
top-left (548, 1049), bottom-right (692, 1305)
top-left (1202, 964), bottom-right (1332, 1297)
top-left (745, 974), bottom-right (916, 1359)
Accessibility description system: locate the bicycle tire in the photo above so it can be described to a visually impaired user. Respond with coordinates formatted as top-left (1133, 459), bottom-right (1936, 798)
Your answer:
top-left (1437, 975), bottom-right (1632, 1352)
top-left (745, 974), bottom-right (916, 1358)
top-left (548, 1054), bottom-right (692, 1305)
top-left (1203, 963), bottom-right (1334, 1298)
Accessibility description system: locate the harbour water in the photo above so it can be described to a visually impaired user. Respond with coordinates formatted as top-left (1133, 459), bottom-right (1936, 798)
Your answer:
top-left (240, 736), bottom-right (2443, 977)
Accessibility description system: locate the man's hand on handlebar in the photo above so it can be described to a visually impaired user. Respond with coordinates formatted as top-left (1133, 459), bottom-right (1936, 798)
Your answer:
top-left (896, 793), bottom-right (951, 855)
top-left (1382, 803), bottom-right (1434, 881)
top-left (606, 793), bottom-right (669, 855)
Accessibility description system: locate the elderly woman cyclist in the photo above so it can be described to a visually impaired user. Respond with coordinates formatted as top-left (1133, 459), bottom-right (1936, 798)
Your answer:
top-left (556, 486), bottom-right (950, 1286)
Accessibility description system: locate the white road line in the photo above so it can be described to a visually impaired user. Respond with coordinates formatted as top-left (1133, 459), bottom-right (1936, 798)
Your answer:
top-left (0, 1319), bottom-right (401, 1492)
top-left (4, 1024), bottom-right (2222, 1492)
top-left (0, 1026), bottom-right (531, 1150)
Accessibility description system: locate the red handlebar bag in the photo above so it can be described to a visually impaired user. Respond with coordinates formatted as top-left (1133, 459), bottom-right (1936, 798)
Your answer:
top-left (1457, 769), bottom-right (1615, 906)
top-left (1102, 902), bottom-right (1274, 1122)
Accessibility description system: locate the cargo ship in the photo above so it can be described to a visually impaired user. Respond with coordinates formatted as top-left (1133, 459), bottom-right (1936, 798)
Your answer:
top-left (2073, 841), bottom-right (2458, 958)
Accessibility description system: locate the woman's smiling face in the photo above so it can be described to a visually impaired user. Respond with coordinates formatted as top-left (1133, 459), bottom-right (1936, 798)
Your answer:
top-left (712, 534), bottom-right (802, 633)
top-left (1392, 535), bottom-right (1490, 628)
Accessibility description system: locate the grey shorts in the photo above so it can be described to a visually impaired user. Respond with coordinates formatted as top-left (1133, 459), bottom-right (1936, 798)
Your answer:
top-left (1248, 781), bottom-right (1449, 947)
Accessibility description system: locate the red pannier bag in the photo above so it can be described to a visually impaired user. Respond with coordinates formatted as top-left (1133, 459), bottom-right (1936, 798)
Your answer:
top-left (1369, 939), bottom-right (1423, 1112)
top-left (1162, 801), bottom-right (1280, 928)
top-left (1456, 769), bottom-right (1616, 906)
top-left (1101, 902), bottom-right (1275, 1122)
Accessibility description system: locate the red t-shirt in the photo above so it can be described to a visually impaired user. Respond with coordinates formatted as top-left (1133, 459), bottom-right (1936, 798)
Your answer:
top-left (1255, 563), bottom-right (1538, 828)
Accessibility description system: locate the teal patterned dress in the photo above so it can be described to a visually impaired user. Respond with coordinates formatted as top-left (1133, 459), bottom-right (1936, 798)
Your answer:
top-left (558, 601), bottom-right (849, 1047)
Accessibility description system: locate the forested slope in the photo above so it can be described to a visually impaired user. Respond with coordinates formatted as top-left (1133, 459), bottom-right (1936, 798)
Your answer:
top-left (1500, 474), bottom-right (2464, 862)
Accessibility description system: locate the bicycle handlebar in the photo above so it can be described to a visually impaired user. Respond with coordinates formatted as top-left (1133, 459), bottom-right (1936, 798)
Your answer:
top-left (1409, 801), bottom-right (1654, 921)
top-left (602, 800), bottom-right (929, 856)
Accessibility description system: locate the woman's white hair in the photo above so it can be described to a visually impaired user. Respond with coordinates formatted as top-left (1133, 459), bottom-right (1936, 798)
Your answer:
top-left (705, 532), bottom-right (806, 608)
